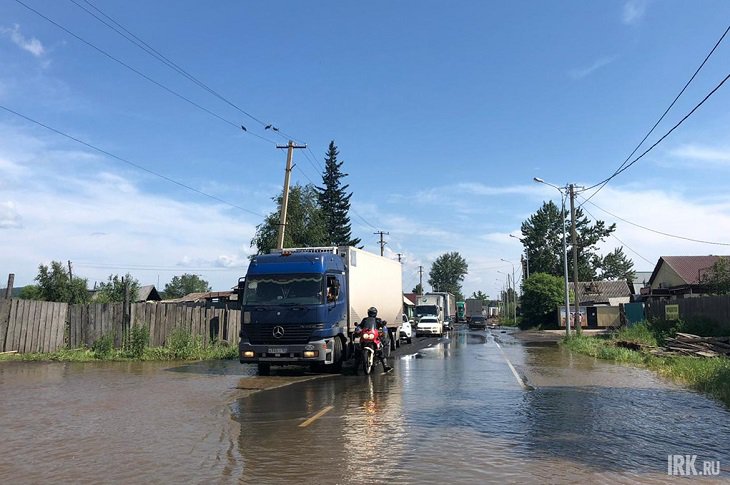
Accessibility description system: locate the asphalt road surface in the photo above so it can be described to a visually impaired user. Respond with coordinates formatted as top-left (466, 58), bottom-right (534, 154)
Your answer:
top-left (1, 326), bottom-right (729, 484)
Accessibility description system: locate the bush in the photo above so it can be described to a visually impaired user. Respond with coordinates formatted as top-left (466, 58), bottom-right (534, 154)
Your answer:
top-left (91, 334), bottom-right (115, 359)
top-left (520, 273), bottom-right (564, 328)
top-left (166, 328), bottom-right (204, 360)
top-left (123, 325), bottom-right (149, 359)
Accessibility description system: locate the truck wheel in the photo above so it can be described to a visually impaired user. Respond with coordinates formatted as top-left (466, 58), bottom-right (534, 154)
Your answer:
top-left (328, 337), bottom-right (343, 373)
top-left (406, 336), bottom-right (412, 344)
top-left (390, 330), bottom-right (397, 351)
top-left (257, 363), bottom-right (270, 376)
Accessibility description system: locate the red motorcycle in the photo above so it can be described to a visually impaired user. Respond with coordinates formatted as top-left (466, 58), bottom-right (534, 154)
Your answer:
top-left (354, 319), bottom-right (386, 375)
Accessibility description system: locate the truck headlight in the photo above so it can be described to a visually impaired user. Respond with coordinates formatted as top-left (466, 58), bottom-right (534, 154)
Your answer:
top-left (304, 350), bottom-right (319, 358)
top-left (243, 351), bottom-right (255, 358)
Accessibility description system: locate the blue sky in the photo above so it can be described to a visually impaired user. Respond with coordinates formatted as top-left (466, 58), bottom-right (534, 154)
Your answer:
top-left (2, 0), bottom-right (730, 298)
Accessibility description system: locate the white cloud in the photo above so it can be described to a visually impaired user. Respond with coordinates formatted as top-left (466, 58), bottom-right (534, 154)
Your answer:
top-left (669, 144), bottom-right (730, 167)
top-left (1, 24), bottom-right (46, 57)
top-left (0, 201), bottom-right (22, 228)
top-left (0, 124), bottom-right (263, 290)
top-left (622, 0), bottom-right (647, 25)
top-left (569, 57), bottom-right (616, 80)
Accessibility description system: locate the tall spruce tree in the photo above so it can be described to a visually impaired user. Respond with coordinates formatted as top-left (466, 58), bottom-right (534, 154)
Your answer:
top-left (317, 141), bottom-right (361, 246)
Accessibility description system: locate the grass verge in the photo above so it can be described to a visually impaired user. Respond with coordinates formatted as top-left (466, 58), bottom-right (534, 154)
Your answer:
top-left (562, 323), bottom-right (730, 407)
top-left (0, 327), bottom-right (238, 363)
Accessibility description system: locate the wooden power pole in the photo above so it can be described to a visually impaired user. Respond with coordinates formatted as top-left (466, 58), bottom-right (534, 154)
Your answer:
top-left (275, 140), bottom-right (306, 250)
top-left (569, 184), bottom-right (582, 335)
top-left (374, 231), bottom-right (389, 256)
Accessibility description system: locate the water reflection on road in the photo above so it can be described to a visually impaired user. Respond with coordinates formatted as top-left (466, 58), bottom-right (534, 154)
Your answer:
top-left (1, 328), bottom-right (729, 484)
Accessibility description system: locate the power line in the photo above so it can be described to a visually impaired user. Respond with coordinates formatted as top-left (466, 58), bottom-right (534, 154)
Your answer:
top-left (580, 195), bottom-right (730, 247)
top-left (0, 104), bottom-right (266, 217)
top-left (579, 205), bottom-right (654, 266)
top-left (582, 23), bottom-right (730, 204)
top-left (582, 71), bottom-right (730, 194)
top-left (70, 0), bottom-right (307, 145)
top-left (15, 0), bottom-right (277, 145)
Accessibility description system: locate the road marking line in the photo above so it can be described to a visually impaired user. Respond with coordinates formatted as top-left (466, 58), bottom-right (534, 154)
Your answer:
top-left (494, 341), bottom-right (528, 390)
top-left (299, 405), bottom-right (334, 428)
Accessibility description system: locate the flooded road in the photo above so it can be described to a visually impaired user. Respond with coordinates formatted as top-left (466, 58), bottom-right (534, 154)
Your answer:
top-left (1, 328), bottom-right (729, 483)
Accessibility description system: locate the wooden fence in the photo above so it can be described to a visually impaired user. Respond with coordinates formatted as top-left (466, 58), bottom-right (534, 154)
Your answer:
top-left (0, 299), bottom-right (68, 353)
top-left (0, 299), bottom-right (241, 354)
top-left (646, 295), bottom-right (730, 331)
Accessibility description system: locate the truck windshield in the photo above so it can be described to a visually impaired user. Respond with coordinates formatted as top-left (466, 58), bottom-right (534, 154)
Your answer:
top-left (415, 305), bottom-right (438, 317)
top-left (243, 275), bottom-right (323, 305)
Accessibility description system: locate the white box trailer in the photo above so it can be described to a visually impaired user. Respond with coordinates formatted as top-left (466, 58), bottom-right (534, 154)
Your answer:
top-left (427, 292), bottom-right (455, 323)
top-left (340, 246), bottom-right (403, 338)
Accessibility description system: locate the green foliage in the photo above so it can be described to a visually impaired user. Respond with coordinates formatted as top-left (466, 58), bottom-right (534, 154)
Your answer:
top-left (701, 256), bottom-right (730, 295)
top-left (33, 261), bottom-right (89, 303)
top-left (162, 274), bottom-right (211, 299)
top-left (412, 283), bottom-right (423, 294)
top-left (95, 273), bottom-right (140, 303)
top-left (165, 328), bottom-right (204, 359)
top-left (251, 184), bottom-right (328, 255)
top-left (614, 322), bottom-right (658, 347)
top-left (316, 141), bottom-right (360, 246)
top-left (18, 285), bottom-right (42, 300)
top-left (520, 201), bottom-right (632, 281)
top-left (520, 273), bottom-right (564, 327)
top-left (595, 247), bottom-right (635, 281)
top-left (470, 290), bottom-right (489, 303)
top-left (428, 252), bottom-right (468, 299)
top-left (91, 334), bottom-right (115, 359)
top-left (123, 325), bottom-right (149, 359)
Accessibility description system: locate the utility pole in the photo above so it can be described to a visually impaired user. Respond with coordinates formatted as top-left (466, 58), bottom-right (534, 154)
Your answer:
top-left (67, 260), bottom-right (73, 280)
top-left (374, 231), bottom-right (389, 256)
top-left (569, 184), bottom-right (581, 335)
top-left (275, 140), bottom-right (307, 250)
top-left (418, 266), bottom-right (424, 295)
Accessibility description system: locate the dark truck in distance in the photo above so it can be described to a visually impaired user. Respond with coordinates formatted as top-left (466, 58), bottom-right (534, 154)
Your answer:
top-left (238, 247), bottom-right (403, 375)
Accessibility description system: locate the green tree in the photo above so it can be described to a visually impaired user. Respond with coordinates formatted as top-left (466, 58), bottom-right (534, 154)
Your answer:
top-left (520, 201), bottom-right (626, 280)
top-left (18, 285), bottom-right (42, 300)
top-left (317, 141), bottom-right (361, 246)
top-left (251, 184), bottom-right (328, 255)
top-left (595, 247), bottom-right (635, 281)
top-left (702, 257), bottom-right (730, 295)
top-left (470, 290), bottom-right (489, 302)
top-left (163, 274), bottom-right (211, 299)
top-left (428, 252), bottom-right (468, 301)
top-left (521, 273), bottom-right (564, 327)
top-left (95, 273), bottom-right (140, 303)
top-left (34, 261), bottom-right (89, 303)
top-left (412, 283), bottom-right (423, 294)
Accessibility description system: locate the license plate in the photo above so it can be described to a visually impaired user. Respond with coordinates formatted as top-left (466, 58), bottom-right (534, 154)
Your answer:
top-left (268, 347), bottom-right (287, 354)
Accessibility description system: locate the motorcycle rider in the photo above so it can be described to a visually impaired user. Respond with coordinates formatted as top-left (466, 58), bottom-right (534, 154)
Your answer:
top-left (357, 306), bottom-right (393, 374)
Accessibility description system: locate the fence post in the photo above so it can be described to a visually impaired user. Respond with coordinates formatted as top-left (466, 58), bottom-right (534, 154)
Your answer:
top-left (3, 274), bottom-right (14, 299)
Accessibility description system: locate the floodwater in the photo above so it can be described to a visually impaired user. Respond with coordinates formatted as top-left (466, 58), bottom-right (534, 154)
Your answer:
top-left (1, 329), bottom-right (729, 484)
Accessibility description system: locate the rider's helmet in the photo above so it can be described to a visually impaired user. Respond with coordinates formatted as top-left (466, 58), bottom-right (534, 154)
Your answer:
top-left (367, 307), bottom-right (378, 317)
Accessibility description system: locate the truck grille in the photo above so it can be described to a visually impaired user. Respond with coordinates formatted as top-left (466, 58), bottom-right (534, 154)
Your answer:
top-left (243, 324), bottom-right (315, 345)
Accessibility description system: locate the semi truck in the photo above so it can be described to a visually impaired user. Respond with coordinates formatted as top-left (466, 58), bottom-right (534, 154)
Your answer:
top-left (238, 246), bottom-right (403, 375)
top-left (456, 301), bottom-right (466, 322)
top-left (465, 298), bottom-right (485, 321)
top-left (426, 292), bottom-right (456, 324)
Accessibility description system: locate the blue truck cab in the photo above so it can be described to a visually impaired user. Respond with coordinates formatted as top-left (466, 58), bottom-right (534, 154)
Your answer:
top-left (238, 248), bottom-right (349, 375)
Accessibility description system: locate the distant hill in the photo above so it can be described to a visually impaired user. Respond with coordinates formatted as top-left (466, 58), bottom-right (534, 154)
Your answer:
top-left (0, 287), bottom-right (28, 298)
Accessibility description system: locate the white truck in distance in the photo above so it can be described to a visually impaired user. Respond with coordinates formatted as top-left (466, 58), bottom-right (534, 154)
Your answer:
top-left (427, 292), bottom-right (455, 326)
top-left (415, 294), bottom-right (444, 337)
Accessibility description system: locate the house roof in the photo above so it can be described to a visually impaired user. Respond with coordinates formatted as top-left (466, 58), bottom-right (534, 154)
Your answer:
top-left (403, 293), bottom-right (418, 305)
top-left (136, 285), bottom-right (161, 302)
top-left (575, 280), bottom-right (631, 304)
top-left (648, 256), bottom-right (729, 286)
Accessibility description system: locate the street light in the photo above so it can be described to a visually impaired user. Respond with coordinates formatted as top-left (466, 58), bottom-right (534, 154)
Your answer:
top-left (533, 177), bottom-right (572, 336)
top-left (497, 271), bottom-right (509, 322)
top-left (509, 234), bottom-right (529, 279)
